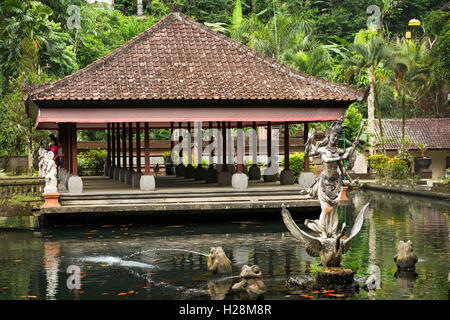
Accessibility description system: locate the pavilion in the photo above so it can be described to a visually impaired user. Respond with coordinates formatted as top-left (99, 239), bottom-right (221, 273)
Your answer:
top-left (26, 6), bottom-right (363, 194)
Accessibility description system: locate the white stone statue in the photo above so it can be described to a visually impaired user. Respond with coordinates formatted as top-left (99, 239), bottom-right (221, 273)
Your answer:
top-left (43, 151), bottom-right (58, 194)
top-left (38, 147), bottom-right (47, 177)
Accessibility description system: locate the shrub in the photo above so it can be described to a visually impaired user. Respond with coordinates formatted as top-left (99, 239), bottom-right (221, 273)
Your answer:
top-left (387, 156), bottom-right (410, 180)
top-left (367, 154), bottom-right (390, 178)
top-left (368, 154), bottom-right (411, 182)
top-left (78, 150), bottom-right (107, 176)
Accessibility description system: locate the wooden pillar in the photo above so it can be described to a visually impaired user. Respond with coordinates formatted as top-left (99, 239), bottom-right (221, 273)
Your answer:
top-left (66, 123), bottom-right (71, 172)
top-left (178, 122), bottom-right (183, 160)
top-left (122, 122), bottom-right (127, 170)
top-left (70, 123), bottom-right (78, 176)
top-left (284, 122), bottom-right (290, 170)
top-left (252, 121), bottom-right (257, 165)
top-left (136, 122), bottom-right (141, 173)
top-left (187, 122), bottom-right (191, 165)
top-left (304, 122), bottom-right (310, 172)
top-left (237, 121), bottom-right (243, 173)
top-left (222, 121), bottom-right (227, 171)
top-left (267, 121), bottom-right (272, 168)
top-left (128, 122), bottom-right (133, 171)
top-left (144, 122), bottom-right (150, 175)
top-left (227, 122), bottom-right (232, 165)
top-left (217, 122), bottom-right (221, 163)
top-left (116, 122), bottom-right (121, 168)
top-left (209, 121), bottom-right (214, 164)
top-left (107, 123), bottom-right (111, 167)
top-left (170, 122), bottom-right (174, 151)
top-left (111, 123), bottom-right (116, 167)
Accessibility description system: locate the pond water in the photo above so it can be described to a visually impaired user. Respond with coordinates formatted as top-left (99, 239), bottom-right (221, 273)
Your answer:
top-left (0, 190), bottom-right (448, 300)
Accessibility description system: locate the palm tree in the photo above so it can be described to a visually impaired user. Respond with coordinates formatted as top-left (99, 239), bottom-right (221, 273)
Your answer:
top-left (232, 8), bottom-right (312, 61)
top-left (282, 45), bottom-right (334, 79)
top-left (390, 37), bottom-right (431, 141)
top-left (344, 33), bottom-right (393, 153)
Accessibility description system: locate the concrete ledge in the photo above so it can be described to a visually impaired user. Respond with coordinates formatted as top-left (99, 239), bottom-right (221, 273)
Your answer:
top-left (140, 175), bottom-right (155, 191)
top-left (232, 173), bottom-right (248, 190)
top-left (195, 165), bottom-right (206, 181)
top-left (125, 170), bottom-right (134, 185)
top-left (204, 167), bottom-right (218, 183)
top-left (185, 164), bottom-right (196, 179)
top-left (113, 167), bottom-right (120, 180)
top-left (68, 176), bottom-right (83, 194)
top-left (176, 164), bottom-right (185, 177)
top-left (119, 169), bottom-right (127, 183)
top-left (217, 170), bottom-right (232, 186)
top-left (132, 172), bottom-right (142, 188)
top-left (280, 169), bottom-right (295, 185)
top-left (363, 183), bottom-right (450, 201)
top-left (248, 165), bottom-right (261, 181)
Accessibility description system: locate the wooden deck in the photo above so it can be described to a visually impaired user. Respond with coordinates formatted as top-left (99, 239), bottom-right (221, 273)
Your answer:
top-left (39, 176), bottom-right (349, 215)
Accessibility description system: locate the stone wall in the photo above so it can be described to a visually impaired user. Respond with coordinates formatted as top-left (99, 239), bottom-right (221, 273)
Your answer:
top-left (0, 156), bottom-right (28, 173)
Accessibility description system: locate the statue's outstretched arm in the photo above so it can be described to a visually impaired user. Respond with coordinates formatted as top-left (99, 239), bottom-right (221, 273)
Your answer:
top-left (304, 130), bottom-right (319, 157)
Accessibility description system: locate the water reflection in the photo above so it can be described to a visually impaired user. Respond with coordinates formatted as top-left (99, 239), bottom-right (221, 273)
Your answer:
top-left (0, 190), bottom-right (448, 300)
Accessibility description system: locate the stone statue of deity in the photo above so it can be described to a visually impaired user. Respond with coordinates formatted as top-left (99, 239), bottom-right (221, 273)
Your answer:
top-left (303, 116), bottom-right (363, 238)
top-left (281, 117), bottom-right (369, 269)
top-left (43, 151), bottom-right (58, 194)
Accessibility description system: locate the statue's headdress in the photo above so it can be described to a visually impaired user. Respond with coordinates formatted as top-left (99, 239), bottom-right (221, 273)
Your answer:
top-left (326, 116), bottom-right (344, 135)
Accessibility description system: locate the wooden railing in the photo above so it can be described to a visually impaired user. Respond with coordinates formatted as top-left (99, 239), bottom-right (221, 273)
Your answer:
top-left (0, 178), bottom-right (45, 198)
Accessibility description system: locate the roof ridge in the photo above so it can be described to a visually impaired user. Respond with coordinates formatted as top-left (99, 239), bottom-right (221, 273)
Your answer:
top-left (30, 14), bottom-right (176, 99)
top-left (176, 12), bottom-right (363, 101)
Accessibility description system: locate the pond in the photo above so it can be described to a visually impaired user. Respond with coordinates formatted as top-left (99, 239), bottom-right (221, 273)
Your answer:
top-left (0, 190), bottom-right (448, 300)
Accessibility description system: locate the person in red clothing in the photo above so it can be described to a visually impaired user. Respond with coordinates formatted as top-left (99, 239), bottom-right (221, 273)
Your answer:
top-left (49, 134), bottom-right (59, 166)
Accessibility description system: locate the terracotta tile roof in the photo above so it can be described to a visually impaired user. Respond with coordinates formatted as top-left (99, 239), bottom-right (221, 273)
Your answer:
top-left (29, 12), bottom-right (363, 104)
top-left (375, 118), bottom-right (450, 150)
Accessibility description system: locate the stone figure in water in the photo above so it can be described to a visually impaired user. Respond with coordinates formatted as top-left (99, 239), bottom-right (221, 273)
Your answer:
top-left (282, 203), bottom-right (369, 268)
top-left (207, 278), bottom-right (233, 300)
top-left (362, 265), bottom-right (382, 292)
top-left (43, 151), bottom-right (58, 194)
top-left (303, 117), bottom-right (363, 238)
top-left (232, 264), bottom-right (265, 299)
top-left (394, 240), bottom-right (418, 271)
top-left (207, 247), bottom-right (232, 274)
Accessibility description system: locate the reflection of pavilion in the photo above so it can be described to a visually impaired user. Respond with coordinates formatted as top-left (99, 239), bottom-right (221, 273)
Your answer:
top-left (28, 7), bottom-right (362, 213)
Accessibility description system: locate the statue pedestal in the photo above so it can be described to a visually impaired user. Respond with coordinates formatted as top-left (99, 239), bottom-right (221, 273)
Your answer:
top-left (41, 193), bottom-right (61, 208)
top-left (315, 267), bottom-right (355, 288)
